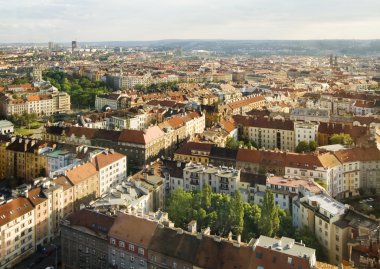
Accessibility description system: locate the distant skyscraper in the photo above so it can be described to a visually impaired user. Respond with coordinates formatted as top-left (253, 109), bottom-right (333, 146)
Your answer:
top-left (334, 56), bottom-right (338, 66)
top-left (72, 41), bottom-right (77, 52)
top-left (329, 54), bottom-right (333, 66)
top-left (48, 42), bottom-right (54, 50)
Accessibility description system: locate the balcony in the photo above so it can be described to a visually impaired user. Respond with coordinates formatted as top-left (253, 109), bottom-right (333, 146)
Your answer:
top-left (220, 184), bottom-right (229, 190)
top-left (190, 179), bottom-right (200, 185)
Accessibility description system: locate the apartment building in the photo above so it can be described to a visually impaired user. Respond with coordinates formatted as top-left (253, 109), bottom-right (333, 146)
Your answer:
top-left (0, 83), bottom-right (70, 117)
top-left (61, 209), bottom-right (317, 269)
top-left (60, 162), bottom-right (100, 211)
top-left (218, 95), bottom-right (266, 116)
top-left (294, 121), bottom-right (319, 146)
top-left (61, 209), bottom-right (115, 269)
top-left (0, 136), bottom-right (11, 180)
top-left (298, 194), bottom-right (347, 265)
top-left (0, 197), bottom-right (35, 269)
top-left (108, 213), bottom-right (158, 269)
top-left (45, 125), bottom-right (166, 168)
top-left (262, 175), bottom-right (323, 211)
top-left (284, 152), bottom-right (342, 198)
top-left (91, 150), bottom-right (127, 195)
top-left (180, 162), bottom-right (240, 195)
top-left (5, 138), bottom-right (54, 184)
top-left (118, 126), bottom-right (166, 167)
top-left (334, 147), bottom-right (380, 196)
top-left (234, 115), bottom-right (296, 151)
top-left (173, 142), bottom-right (214, 164)
top-left (290, 108), bottom-right (330, 123)
top-left (27, 187), bottom-right (50, 247)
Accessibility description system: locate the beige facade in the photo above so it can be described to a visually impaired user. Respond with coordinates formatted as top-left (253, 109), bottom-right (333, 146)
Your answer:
top-left (0, 197), bottom-right (35, 269)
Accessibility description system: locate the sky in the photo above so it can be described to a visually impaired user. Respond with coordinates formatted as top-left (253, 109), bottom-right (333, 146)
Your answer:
top-left (0, 0), bottom-right (380, 42)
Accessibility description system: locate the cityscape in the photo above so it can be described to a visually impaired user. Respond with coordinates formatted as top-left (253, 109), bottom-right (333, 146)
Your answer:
top-left (1, 1), bottom-right (380, 269)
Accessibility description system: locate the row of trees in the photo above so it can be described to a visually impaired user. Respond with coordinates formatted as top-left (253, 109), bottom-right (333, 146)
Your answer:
top-left (43, 70), bottom-right (109, 109)
top-left (9, 112), bottom-right (38, 128)
top-left (135, 81), bottom-right (179, 93)
top-left (166, 187), bottom-right (326, 260)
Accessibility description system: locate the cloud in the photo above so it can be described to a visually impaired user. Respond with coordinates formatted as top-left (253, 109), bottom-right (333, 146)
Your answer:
top-left (0, 0), bottom-right (379, 42)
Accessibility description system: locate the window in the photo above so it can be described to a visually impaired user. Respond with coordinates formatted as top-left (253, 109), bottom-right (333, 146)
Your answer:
top-left (129, 244), bottom-right (135, 251)
top-left (119, 241), bottom-right (125, 248)
top-left (111, 238), bottom-right (116, 245)
top-left (130, 256), bottom-right (135, 262)
top-left (138, 248), bottom-right (144, 255)
top-left (140, 260), bottom-right (144, 266)
top-left (256, 252), bottom-right (263, 259)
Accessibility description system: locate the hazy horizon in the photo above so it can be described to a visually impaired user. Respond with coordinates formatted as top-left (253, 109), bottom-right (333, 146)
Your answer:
top-left (1, 0), bottom-right (380, 43)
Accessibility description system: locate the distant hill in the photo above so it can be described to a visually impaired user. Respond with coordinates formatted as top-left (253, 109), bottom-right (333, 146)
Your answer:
top-left (3, 39), bottom-right (380, 56)
top-left (85, 39), bottom-right (380, 56)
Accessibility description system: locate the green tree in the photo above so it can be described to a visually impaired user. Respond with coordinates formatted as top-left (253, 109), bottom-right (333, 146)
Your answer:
top-left (166, 188), bottom-right (193, 228)
top-left (309, 140), bottom-right (318, 151)
top-left (329, 133), bottom-right (353, 145)
top-left (230, 191), bottom-right (244, 236)
top-left (201, 184), bottom-right (212, 211)
top-left (295, 226), bottom-right (327, 261)
top-left (242, 203), bottom-right (261, 241)
top-left (258, 190), bottom-right (280, 237)
top-left (225, 137), bottom-right (240, 149)
top-left (295, 141), bottom-right (310, 153)
top-left (278, 210), bottom-right (295, 237)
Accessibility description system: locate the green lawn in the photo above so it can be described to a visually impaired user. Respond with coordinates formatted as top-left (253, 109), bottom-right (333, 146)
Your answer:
top-left (14, 128), bottom-right (36, 136)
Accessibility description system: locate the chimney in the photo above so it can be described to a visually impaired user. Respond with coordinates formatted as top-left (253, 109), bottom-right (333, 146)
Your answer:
top-left (187, 220), bottom-right (197, 234)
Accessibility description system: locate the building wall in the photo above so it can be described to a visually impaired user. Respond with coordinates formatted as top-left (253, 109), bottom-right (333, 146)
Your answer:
top-left (0, 208), bottom-right (35, 269)
top-left (61, 224), bottom-right (109, 269)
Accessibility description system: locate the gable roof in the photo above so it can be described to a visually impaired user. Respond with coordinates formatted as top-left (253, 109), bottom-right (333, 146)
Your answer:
top-left (108, 213), bottom-right (158, 248)
top-left (91, 151), bottom-right (126, 170)
top-left (65, 162), bottom-right (98, 185)
top-left (0, 197), bottom-right (34, 227)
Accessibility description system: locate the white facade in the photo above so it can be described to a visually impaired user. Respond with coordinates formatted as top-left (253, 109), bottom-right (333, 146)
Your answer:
top-left (294, 121), bottom-right (318, 145)
top-left (92, 151), bottom-right (127, 195)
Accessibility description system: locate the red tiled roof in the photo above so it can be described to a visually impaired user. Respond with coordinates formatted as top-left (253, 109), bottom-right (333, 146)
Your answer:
top-left (65, 162), bottom-right (98, 185)
top-left (0, 197), bottom-right (34, 227)
top-left (91, 151), bottom-right (126, 170)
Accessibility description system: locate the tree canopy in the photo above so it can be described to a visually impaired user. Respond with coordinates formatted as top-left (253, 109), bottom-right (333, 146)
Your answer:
top-left (43, 69), bottom-right (109, 109)
top-left (295, 140), bottom-right (318, 153)
top-left (329, 133), bottom-right (353, 145)
top-left (166, 187), bottom-right (293, 242)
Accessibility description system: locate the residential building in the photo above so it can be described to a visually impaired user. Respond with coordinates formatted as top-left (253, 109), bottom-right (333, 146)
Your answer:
top-left (59, 162), bottom-right (100, 211)
top-left (0, 120), bottom-right (13, 135)
top-left (299, 194), bottom-right (347, 265)
top-left (294, 121), bottom-right (319, 146)
top-left (27, 187), bottom-right (50, 248)
top-left (173, 142), bottom-right (214, 164)
top-left (234, 115), bottom-right (296, 151)
top-left (333, 147), bottom-right (380, 196)
top-left (108, 213), bottom-right (158, 269)
top-left (182, 162), bottom-right (240, 195)
top-left (290, 108), bottom-right (330, 123)
top-left (91, 150), bottom-right (127, 195)
top-left (61, 209), bottom-right (115, 269)
top-left (0, 82), bottom-right (70, 117)
top-left (5, 138), bottom-right (54, 184)
top-left (0, 197), bottom-right (35, 269)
